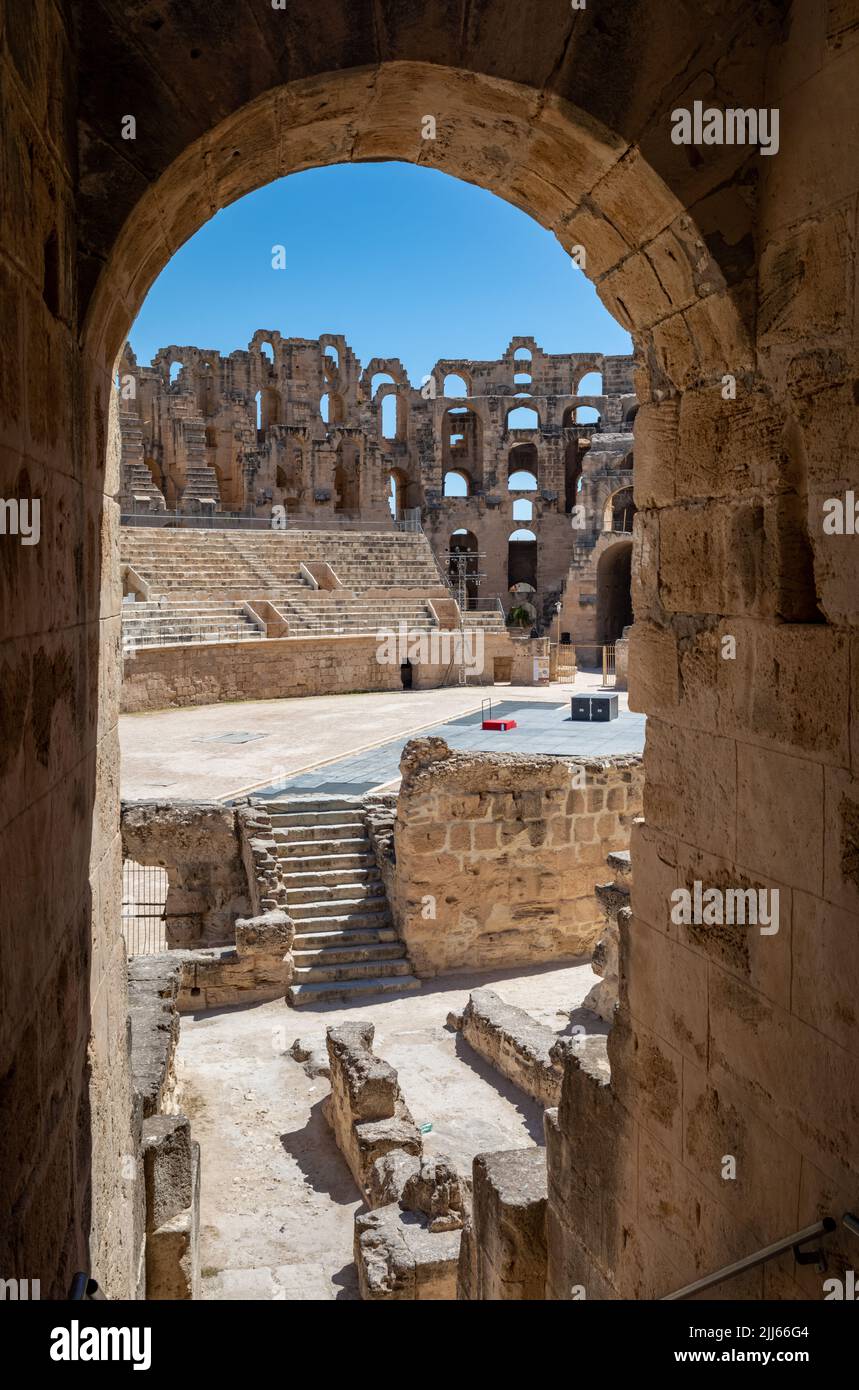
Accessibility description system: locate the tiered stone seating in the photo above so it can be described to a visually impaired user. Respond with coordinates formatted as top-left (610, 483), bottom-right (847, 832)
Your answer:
top-left (120, 526), bottom-right (496, 646)
top-left (121, 599), bottom-right (263, 652)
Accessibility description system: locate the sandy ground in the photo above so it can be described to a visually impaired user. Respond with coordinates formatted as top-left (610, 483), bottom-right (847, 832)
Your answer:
top-left (120, 682), bottom-right (586, 801)
top-left (118, 675), bottom-right (615, 801)
top-left (177, 959), bottom-right (599, 1300)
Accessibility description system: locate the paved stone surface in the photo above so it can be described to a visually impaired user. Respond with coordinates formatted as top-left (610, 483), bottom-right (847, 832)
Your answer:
top-left (178, 959), bottom-right (597, 1300)
top-left (121, 676), bottom-right (641, 801)
top-left (253, 696), bottom-right (645, 798)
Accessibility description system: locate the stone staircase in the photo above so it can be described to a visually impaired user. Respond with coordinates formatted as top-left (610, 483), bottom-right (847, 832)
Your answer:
top-left (268, 796), bottom-right (421, 1007)
top-left (119, 528), bottom-right (446, 599)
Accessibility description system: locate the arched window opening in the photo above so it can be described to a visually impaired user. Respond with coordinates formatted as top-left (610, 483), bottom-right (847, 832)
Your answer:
top-left (513, 346), bottom-right (532, 362)
top-left (260, 341), bottom-right (274, 365)
top-left (335, 445), bottom-right (360, 512)
top-left (605, 486), bottom-right (636, 534)
top-left (388, 468), bottom-right (408, 519)
top-left (513, 372), bottom-right (531, 385)
top-left (371, 371), bottom-right (395, 398)
top-left (508, 470), bottom-right (538, 492)
top-left (319, 392), bottom-right (330, 424)
top-left (513, 497), bottom-right (533, 523)
top-left (596, 541), bottom-right (633, 644)
top-left (169, 361), bottom-right (183, 385)
top-left (260, 386), bottom-right (280, 430)
top-left (507, 528), bottom-right (538, 596)
top-left (576, 370), bottom-right (602, 395)
top-left (443, 373), bottom-right (468, 398)
top-left (444, 470), bottom-right (470, 498)
top-left (576, 406), bottom-right (600, 426)
top-left (448, 529), bottom-right (479, 602)
top-left (564, 440), bottom-right (583, 512)
top-left (381, 393), bottom-right (398, 440)
top-left (507, 405), bottom-right (539, 431)
top-left (254, 389), bottom-right (262, 430)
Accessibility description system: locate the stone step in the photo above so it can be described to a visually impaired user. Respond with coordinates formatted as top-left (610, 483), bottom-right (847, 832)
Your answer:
top-left (606, 849), bottom-right (632, 882)
top-left (293, 956), bottom-right (413, 984)
top-left (288, 973), bottom-right (422, 1006)
top-left (266, 798), bottom-right (363, 815)
top-left (292, 941), bottom-right (406, 968)
top-left (283, 865), bottom-right (380, 887)
top-left (270, 819), bottom-right (365, 839)
top-left (285, 880), bottom-right (382, 905)
top-left (289, 895), bottom-right (390, 921)
top-left (292, 924), bottom-right (397, 947)
top-left (278, 850), bottom-right (375, 871)
top-left (266, 811), bottom-right (364, 828)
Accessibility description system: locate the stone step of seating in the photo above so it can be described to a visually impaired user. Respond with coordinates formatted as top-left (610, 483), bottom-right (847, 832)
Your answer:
top-left (288, 975), bottom-right (422, 1007)
top-left (291, 955), bottom-right (414, 984)
top-left (292, 941), bottom-right (407, 969)
top-left (280, 851), bottom-right (377, 873)
top-left (266, 797), bottom-right (363, 814)
top-left (282, 865), bottom-right (381, 888)
top-left (288, 894), bottom-right (390, 921)
top-left (266, 811), bottom-right (364, 828)
top-left (273, 822), bottom-right (366, 845)
top-left (286, 880), bottom-right (383, 905)
top-left (273, 821), bottom-right (365, 841)
top-left (292, 923), bottom-right (398, 948)
top-left (274, 792), bottom-right (417, 1005)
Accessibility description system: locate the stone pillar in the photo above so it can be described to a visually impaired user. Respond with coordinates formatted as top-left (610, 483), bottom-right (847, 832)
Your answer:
top-left (459, 1148), bottom-right (548, 1300)
top-left (142, 1115), bottom-right (201, 1300)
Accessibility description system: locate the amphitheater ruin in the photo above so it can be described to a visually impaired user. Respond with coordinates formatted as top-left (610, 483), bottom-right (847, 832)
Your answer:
top-left (2, 0), bottom-right (858, 1321)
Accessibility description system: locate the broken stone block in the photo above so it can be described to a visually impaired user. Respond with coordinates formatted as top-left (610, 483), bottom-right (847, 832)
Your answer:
top-left (459, 1148), bottom-right (548, 1300)
top-left (323, 1021), bottom-right (421, 1203)
top-left (355, 1205), bottom-right (462, 1301)
top-left (401, 1156), bottom-right (466, 1233)
top-left (141, 1114), bottom-right (200, 1299)
top-left (457, 987), bottom-right (564, 1107)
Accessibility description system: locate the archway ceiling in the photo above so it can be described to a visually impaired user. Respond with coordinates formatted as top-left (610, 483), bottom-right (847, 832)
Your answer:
top-left (78, 0), bottom-right (776, 371)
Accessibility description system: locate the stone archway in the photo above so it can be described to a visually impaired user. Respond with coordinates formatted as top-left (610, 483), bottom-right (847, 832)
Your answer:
top-left (596, 539), bottom-right (633, 643)
top-left (5, 3), bottom-right (855, 1302)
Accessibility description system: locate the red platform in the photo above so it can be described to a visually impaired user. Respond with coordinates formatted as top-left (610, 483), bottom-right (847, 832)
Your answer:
top-left (482, 718), bottom-right (517, 731)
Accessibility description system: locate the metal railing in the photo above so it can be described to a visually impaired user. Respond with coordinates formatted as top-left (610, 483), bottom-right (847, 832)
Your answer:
top-left (121, 508), bottom-right (406, 533)
top-left (661, 1217), bottom-right (837, 1300)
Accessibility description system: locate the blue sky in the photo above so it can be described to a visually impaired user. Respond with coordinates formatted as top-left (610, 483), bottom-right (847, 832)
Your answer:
top-left (130, 162), bottom-right (631, 380)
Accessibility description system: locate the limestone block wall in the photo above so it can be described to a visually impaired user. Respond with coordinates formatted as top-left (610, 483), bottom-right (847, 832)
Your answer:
top-left (120, 631), bottom-right (519, 713)
top-left (5, 0), bottom-right (857, 1305)
top-left (121, 801), bottom-right (252, 947)
top-left (450, 988), bottom-right (564, 1108)
top-left (392, 739), bottom-right (643, 976)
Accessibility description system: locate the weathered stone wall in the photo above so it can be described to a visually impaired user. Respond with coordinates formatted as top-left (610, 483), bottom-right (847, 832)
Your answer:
top-left (458, 1148), bottom-right (548, 1301)
top-left (120, 631), bottom-right (518, 712)
top-left (127, 954), bottom-right (200, 1298)
top-left (121, 801), bottom-right (251, 947)
top-left (5, 0), bottom-right (858, 1302)
top-left (392, 739), bottom-right (643, 976)
top-left (450, 989), bottom-right (563, 1108)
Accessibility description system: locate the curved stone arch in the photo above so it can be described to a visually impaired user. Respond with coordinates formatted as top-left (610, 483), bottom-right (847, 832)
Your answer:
top-left (360, 357), bottom-right (411, 402)
top-left (85, 63), bottom-right (752, 384)
top-left (602, 482), bottom-right (637, 533)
